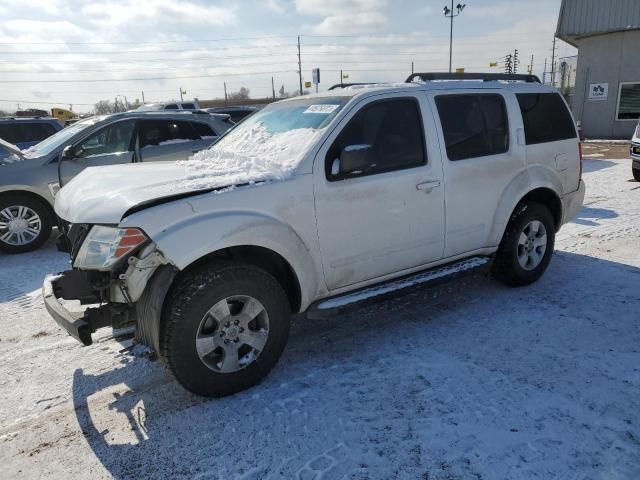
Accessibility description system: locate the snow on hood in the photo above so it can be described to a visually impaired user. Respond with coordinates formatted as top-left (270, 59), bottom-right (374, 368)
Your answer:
top-left (168, 122), bottom-right (321, 192)
top-left (55, 123), bottom-right (321, 224)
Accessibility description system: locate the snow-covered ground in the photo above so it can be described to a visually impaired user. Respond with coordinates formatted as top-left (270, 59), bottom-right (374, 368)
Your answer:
top-left (1, 154), bottom-right (639, 479)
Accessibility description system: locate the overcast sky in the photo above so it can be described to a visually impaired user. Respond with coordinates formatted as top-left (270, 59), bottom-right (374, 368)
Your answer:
top-left (0, 0), bottom-right (576, 113)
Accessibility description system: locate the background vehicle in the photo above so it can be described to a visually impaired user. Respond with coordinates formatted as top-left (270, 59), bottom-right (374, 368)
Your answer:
top-left (45, 73), bottom-right (585, 397)
top-left (0, 111), bottom-right (232, 253)
top-left (204, 106), bottom-right (260, 123)
top-left (136, 100), bottom-right (200, 111)
top-left (0, 117), bottom-right (63, 160)
top-left (631, 121), bottom-right (640, 181)
top-left (51, 107), bottom-right (77, 125)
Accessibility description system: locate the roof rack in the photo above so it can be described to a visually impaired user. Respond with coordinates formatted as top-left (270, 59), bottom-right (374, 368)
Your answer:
top-left (406, 72), bottom-right (541, 83)
top-left (328, 82), bottom-right (381, 90)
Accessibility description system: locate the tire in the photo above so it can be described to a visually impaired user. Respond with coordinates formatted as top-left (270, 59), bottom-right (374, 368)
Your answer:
top-left (492, 201), bottom-right (556, 287)
top-left (0, 193), bottom-right (53, 254)
top-left (160, 262), bottom-right (291, 397)
top-left (633, 167), bottom-right (640, 182)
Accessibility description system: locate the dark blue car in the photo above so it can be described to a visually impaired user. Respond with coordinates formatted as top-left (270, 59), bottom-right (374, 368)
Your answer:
top-left (0, 117), bottom-right (63, 158)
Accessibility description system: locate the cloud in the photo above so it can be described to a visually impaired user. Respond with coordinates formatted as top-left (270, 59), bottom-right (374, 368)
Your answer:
top-left (295, 0), bottom-right (388, 34)
top-left (81, 0), bottom-right (236, 28)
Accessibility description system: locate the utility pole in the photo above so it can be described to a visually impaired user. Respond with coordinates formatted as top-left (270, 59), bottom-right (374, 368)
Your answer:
top-left (340, 70), bottom-right (343, 88)
top-left (297, 35), bottom-right (303, 96)
top-left (542, 57), bottom-right (548, 84)
top-left (141, 91), bottom-right (145, 103)
top-left (513, 49), bottom-right (519, 74)
top-left (550, 35), bottom-right (558, 86)
top-left (443, 2), bottom-right (466, 73)
top-left (411, 61), bottom-right (414, 75)
top-left (224, 82), bottom-right (228, 106)
top-left (271, 76), bottom-right (276, 99)
top-left (179, 87), bottom-right (184, 102)
top-left (504, 54), bottom-right (513, 74)
top-left (528, 54), bottom-right (534, 74)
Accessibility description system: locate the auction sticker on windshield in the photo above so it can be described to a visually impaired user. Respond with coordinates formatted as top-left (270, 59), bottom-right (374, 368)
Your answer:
top-left (304, 104), bottom-right (340, 114)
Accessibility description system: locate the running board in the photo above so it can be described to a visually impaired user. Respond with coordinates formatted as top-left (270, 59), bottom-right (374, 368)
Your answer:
top-left (307, 256), bottom-right (491, 319)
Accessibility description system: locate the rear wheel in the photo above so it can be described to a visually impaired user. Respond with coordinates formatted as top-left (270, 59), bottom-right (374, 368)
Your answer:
top-left (633, 167), bottom-right (640, 182)
top-left (492, 201), bottom-right (556, 286)
top-left (160, 262), bottom-right (290, 397)
top-left (0, 194), bottom-right (52, 254)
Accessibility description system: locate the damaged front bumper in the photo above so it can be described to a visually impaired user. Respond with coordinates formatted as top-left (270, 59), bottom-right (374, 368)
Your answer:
top-left (43, 262), bottom-right (176, 350)
top-left (43, 271), bottom-right (134, 346)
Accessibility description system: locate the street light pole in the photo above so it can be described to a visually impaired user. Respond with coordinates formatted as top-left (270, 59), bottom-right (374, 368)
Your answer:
top-left (443, 2), bottom-right (466, 73)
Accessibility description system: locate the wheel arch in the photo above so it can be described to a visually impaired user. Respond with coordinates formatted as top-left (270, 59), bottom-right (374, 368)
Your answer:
top-left (0, 189), bottom-right (56, 224)
top-left (489, 166), bottom-right (564, 246)
top-left (178, 245), bottom-right (303, 313)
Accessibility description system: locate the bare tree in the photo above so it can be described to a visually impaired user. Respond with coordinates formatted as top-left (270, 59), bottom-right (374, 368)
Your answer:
top-left (227, 87), bottom-right (250, 101)
top-left (93, 99), bottom-right (115, 115)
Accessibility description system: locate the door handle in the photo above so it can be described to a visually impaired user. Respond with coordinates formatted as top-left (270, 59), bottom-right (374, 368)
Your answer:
top-left (416, 180), bottom-right (441, 192)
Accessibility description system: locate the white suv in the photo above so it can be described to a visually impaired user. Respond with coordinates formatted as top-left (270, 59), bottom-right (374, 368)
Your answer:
top-left (44, 73), bottom-right (585, 397)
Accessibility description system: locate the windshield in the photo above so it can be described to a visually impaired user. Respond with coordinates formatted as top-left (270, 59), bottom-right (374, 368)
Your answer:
top-left (24, 116), bottom-right (104, 157)
top-left (171, 96), bottom-right (350, 192)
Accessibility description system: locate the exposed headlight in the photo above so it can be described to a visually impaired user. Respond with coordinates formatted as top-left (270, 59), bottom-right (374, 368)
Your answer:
top-left (74, 226), bottom-right (148, 270)
top-left (635, 123), bottom-right (640, 140)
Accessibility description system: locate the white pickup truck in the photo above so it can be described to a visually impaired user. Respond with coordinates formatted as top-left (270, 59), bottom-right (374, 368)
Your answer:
top-left (44, 73), bottom-right (585, 397)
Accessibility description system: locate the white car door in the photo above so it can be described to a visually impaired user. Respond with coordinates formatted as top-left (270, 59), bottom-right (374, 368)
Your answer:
top-left (313, 93), bottom-right (445, 291)
top-left (430, 90), bottom-right (527, 256)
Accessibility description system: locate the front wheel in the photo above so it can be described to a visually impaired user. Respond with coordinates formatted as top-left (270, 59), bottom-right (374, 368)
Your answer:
top-left (492, 201), bottom-right (556, 286)
top-left (160, 263), bottom-right (291, 397)
top-left (0, 194), bottom-right (53, 254)
top-left (633, 167), bottom-right (640, 182)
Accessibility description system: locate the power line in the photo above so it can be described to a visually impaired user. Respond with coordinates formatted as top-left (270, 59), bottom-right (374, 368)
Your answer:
top-left (0, 35), bottom-right (297, 46)
top-left (0, 70), bottom-right (295, 84)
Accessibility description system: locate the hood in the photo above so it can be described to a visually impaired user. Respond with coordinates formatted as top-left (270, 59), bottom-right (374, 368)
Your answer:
top-left (56, 124), bottom-right (321, 224)
top-left (55, 162), bottom-right (208, 224)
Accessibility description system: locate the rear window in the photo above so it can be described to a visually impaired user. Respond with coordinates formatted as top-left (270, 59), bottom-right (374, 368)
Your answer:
top-left (0, 122), bottom-right (57, 143)
top-left (435, 94), bottom-right (509, 161)
top-left (516, 93), bottom-right (577, 144)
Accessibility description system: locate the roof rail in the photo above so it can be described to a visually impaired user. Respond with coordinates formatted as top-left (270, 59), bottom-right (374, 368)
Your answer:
top-left (328, 82), bottom-right (381, 90)
top-left (406, 72), bottom-right (541, 83)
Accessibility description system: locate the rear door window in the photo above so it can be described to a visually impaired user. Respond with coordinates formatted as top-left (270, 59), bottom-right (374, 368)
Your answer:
top-left (139, 120), bottom-right (199, 148)
top-left (192, 122), bottom-right (217, 138)
top-left (516, 93), bottom-right (577, 144)
top-left (22, 123), bottom-right (57, 142)
top-left (181, 103), bottom-right (195, 109)
top-left (435, 94), bottom-right (509, 161)
top-left (0, 122), bottom-right (56, 143)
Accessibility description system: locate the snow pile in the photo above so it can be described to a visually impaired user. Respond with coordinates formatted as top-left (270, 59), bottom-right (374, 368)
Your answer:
top-left (168, 122), bottom-right (322, 192)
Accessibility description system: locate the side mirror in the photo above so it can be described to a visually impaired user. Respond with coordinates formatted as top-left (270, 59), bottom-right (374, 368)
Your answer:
top-left (60, 145), bottom-right (75, 162)
top-left (339, 144), bottom-right (373, 175)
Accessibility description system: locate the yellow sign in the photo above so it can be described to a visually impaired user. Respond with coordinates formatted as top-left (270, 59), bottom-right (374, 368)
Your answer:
top-left (342, 73), bottom-right (349, 79)
top-left (489, 61), bottom-right (498, 67)
top-left (304, 81), bottom-right (312, 88)
top-left (455, 68), bottom-right (465, 73)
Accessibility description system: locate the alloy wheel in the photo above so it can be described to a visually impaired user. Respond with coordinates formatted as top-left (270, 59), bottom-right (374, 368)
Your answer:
top-left (195, 295), bottom-right (270, 373)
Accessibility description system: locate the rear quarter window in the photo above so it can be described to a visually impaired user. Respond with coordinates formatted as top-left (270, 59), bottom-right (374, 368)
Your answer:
top-left (516, 93), bottom-right (577, 145)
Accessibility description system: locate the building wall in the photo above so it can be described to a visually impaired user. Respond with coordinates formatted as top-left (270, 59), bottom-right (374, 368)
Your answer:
top-left (572, 29), bottom-right (640, 139)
